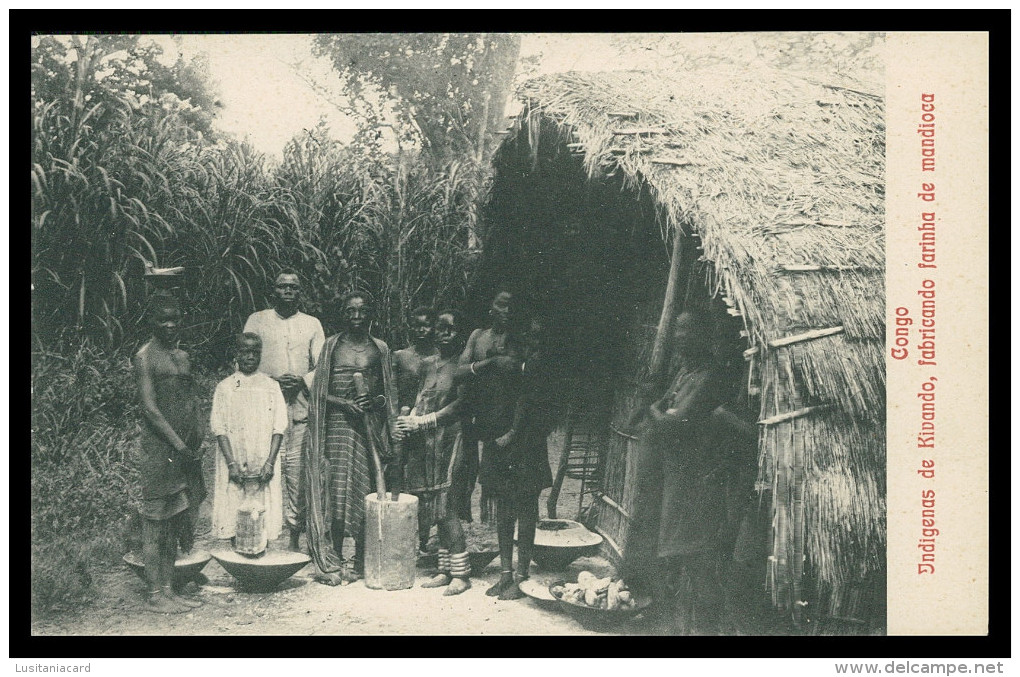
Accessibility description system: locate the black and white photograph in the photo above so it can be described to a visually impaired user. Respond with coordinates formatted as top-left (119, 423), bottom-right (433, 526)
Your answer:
top-left (28, 28), bottom-right (986, 645)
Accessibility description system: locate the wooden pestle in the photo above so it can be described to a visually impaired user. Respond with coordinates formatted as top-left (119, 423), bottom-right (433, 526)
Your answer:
top-left (388, 406), bottom-right (411, 502)
top-left (353, 372), bottom-right (387, 501)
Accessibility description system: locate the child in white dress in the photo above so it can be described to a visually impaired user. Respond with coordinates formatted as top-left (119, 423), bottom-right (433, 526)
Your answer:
top-left (210, 333), bottom-right (289, 544)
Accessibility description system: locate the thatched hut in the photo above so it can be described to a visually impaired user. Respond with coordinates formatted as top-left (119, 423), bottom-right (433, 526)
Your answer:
top-left (472, 67), bottom-right (886, 631)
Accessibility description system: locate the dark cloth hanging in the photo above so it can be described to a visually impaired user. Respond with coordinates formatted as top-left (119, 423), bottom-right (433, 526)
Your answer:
top-left (621, 362), bottom-right (762, 634)
top-left (620, 365), bottom-right (730, 589)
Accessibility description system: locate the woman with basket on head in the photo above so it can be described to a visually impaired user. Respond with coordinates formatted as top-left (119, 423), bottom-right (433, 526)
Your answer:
top-left (131, 292), bottom-right (207, 613)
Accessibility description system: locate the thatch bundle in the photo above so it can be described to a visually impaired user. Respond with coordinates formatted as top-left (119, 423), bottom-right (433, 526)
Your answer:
top-left (500, 67), bottom-right (886, 620)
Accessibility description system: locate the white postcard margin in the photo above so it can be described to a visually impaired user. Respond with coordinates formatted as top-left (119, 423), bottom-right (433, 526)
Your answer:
top-left (885, 31), bottom-right (989, 636)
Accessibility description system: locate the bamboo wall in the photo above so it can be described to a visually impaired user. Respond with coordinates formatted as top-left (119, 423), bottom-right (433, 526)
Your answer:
top-left (590, 305), bottom-right (662, 561)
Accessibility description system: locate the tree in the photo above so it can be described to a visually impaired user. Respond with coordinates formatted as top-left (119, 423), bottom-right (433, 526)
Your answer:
top-left (31, 34), bottom-right (221, 137)
top-left (31, 34), bottom-right (223, 345)
top-left (313, 33), bottom-right (521, 165)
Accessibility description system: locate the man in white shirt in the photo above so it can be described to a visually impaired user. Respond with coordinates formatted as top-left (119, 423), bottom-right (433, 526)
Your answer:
top-left (243, 270), bottom-right (325, 550)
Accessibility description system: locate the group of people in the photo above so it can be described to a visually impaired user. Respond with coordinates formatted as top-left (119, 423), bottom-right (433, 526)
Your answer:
top-left (132, 270), bottom-right (553, 613)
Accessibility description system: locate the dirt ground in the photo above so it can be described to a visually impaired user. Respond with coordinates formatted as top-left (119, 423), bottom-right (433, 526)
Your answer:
top-left (32, 431), bottom-right (668, 636)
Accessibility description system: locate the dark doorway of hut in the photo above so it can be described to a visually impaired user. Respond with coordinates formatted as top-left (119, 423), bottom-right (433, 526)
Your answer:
top-left (471, 124), bottom-right (790, 635)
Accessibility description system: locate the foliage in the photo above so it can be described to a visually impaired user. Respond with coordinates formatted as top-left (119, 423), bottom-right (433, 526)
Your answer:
top-left (29, 336), bottom-right (223, 614)
top-left (313, 33), bottom-right (521, 165)
top-left (32, 94), bottom-right (194, 346)
top-left (30, 339), bottom-right (142, 559)
top-left (31, 35), bottom-right (221, 136)
top-left (30, 34), bottom-right (484, 613)
top-left (31, 531), bottom-right (120, 614)
top-left (269, 125), bottom-right (479, 342)
top-left (358, 156), bottom-right (480, 339)
top-left (31, 337), bottom-right (138, 466)
top-left (32, 100), bottom-right (479, 365)
top-left (32, 452), bottom-right (139, 543)
top-left (30, 338), bottom-right (140, 613)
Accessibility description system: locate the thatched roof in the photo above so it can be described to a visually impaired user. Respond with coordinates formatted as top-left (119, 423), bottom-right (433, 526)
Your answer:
top-left (501, 67), bottom-right (886, 613)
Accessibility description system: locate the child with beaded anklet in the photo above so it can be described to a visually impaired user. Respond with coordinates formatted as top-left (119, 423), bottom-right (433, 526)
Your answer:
top-left (397, 310), bottom-right (473, 596)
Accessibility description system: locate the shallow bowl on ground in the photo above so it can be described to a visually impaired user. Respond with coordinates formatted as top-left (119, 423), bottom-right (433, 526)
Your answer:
top-left (416, 550), bottom-right (500, 576)
top-left (547, 579), bottom-right (653, 628)
top-left (517, 577), bottom-right (560, 609)
top-left (211, 550), bottom-right (311, 591)
top-left (123, 550), bottom-right (211, 586)
top-left (527, 519), bottom-right (603, 571)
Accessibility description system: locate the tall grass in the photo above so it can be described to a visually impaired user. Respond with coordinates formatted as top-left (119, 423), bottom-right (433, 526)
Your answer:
top-left (31, 92), bottom-right (482, 613)
top-left (270, 129), bottom-right (479, 341)
top-left (32, 98), bottom-right (480, 362)
top-left (31, 338), bottom-right (140, 612)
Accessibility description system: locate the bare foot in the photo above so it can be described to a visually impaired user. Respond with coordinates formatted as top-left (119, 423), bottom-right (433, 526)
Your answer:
top-left (443, 577), bottom-right (471, 596)
top-left (175, 593), bottom-right (203, 609)
top-left (314, 572), bottom-right (344, 586)
top-left (486, 572), bottom-right (514, 597)
top-left (164, 585), bottom-right (202, 608)
top-left (498, 582), bottom-right (526, 601)
top-left (343, 559), bottom-right (363, 583)
top-left (146, 591), bottom-right (188, 614)
top-left (421, 573), bottom-right (451, 589)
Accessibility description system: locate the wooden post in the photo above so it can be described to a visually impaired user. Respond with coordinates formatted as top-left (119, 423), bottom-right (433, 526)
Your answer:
top-left (528, 102), bottom-right (541, 173)
top-left (648, 229), bottom-right (685, 381)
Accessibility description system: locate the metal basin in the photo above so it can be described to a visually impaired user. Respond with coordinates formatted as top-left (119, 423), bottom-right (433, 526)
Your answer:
top-left (123, 550), bottom-right (211, 587)
top-left (211, 549), bottom-right (311, 591)
top-left (518, 577), bottom-right (560, 609)
top-left (528, 519), bottom-right (603, 571)
top-left (548, 579), bottom-right (653, 628)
